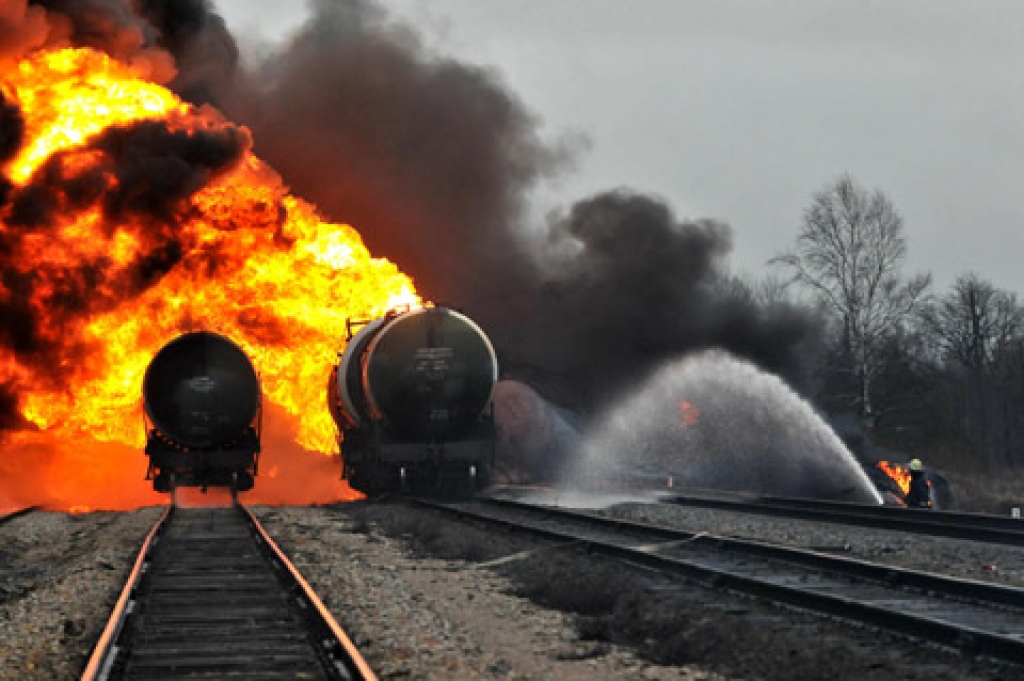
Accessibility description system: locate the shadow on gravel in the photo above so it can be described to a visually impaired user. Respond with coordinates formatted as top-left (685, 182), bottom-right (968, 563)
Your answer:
top-left (332, 500), bottom-right (1017, 681)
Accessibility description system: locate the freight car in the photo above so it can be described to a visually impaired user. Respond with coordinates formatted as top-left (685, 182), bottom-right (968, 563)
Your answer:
top-left (143, 331), bottom-right (262, 497)
top-left (328, 305), bottom-right (498, 497)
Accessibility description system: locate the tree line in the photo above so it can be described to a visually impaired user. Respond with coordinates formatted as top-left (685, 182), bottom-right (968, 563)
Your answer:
top-left (775, 175), bottom-right (1024, 472)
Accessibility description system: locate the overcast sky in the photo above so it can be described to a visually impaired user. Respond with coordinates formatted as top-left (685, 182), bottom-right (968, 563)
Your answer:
top-left (213, 0), bottom-right (1024, 295)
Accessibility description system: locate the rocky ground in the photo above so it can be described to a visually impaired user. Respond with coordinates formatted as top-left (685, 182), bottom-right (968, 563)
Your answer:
top-left (256, 504), bottom-right (714, 680)
top-left (270, 500), bottom-right (1021, 680)
top-left (599, 500), bottom-right (1024, 588)
top-left (2, 496), bottom-right (1024, 680)
top-left (0, 507), bottom-right (164, 681)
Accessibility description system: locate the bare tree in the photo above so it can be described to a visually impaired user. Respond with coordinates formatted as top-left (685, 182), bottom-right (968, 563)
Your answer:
top-left (922, 274), bottom-right (1024, 374)
top-left (920, 274), bottom-right (1024, 468)
top-left (774, 175), bottom-right (930, 426)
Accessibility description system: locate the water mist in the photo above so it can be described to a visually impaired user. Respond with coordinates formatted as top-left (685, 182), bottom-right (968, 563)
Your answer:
top-left (569, 350), bottom-right (882, 504)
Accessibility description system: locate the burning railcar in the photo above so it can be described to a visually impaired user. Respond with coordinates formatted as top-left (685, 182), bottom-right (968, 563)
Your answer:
top-left (328, 305), bottom-right (498, 496)
top-left (871, 460), bottom-right (954, 509)
top-left (143, 332), bottom-right (262, 496)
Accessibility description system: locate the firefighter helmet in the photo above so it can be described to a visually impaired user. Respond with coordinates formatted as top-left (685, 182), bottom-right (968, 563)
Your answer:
top-left (908, 458), bottom-right (924, 472)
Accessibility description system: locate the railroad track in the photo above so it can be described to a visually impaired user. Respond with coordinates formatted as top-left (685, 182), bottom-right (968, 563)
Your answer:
top-left (488, 484), bottom-right (1024, 547)
top-left (415, 496), bottom-right (1024, 665)
top-left (657, 490), bottom-right (1024, 547)
top-left (0, 506), bottom-right (38, 526)
top-left (82, 503), bottom-right (375, 681)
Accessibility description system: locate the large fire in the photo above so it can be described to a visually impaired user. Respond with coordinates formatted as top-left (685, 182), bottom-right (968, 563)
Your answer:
top-left (1, 46), bottom-right (417, 510)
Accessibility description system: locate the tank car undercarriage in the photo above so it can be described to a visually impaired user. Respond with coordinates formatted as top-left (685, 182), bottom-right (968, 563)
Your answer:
top-left (146, 427), bottom-right (259, 496)
top-left (342, 423), bottom-right (494, 498)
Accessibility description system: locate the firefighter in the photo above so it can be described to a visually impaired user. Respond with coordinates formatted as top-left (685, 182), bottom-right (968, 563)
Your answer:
top-left (905, 458), bottom-right (932, 509)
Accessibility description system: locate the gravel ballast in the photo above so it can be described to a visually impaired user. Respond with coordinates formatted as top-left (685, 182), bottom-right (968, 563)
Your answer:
top-left (254, 504), bottom-right (716, 680)
top-left (290, 500), bottom-right (1021, 680)
top-left (3, 497), bottom-right (1024, 680)
top-left (600, 502), bottom-right (1024, 587)
top-left (0, 507), bottom-right (164, 681)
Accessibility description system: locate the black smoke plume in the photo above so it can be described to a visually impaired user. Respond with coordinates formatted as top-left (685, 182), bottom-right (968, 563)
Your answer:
top-left (203, 1), bottom-right (819, 409)
top-left (215, 0), bottom-right (559, 346)
top-left (0, 0), bottom-right (821, 434)
top-left (521, 191), bottom-right (819, 410)
top-left (136, 0), bottom-right (237, 104)
top-left (8, 119), bottom-right (247, 229)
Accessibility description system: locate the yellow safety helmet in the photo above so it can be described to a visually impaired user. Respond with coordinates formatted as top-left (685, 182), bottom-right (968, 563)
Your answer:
top-left (908, 458), bottom-right (924, 472)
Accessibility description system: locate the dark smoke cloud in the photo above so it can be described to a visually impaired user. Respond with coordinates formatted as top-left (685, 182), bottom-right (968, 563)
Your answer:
top-left (33, 0), bottom-right (148, 53)
top-left (0, 0), bottom-right (226, 83)
top-left (135, 0), bottom-right (237, 104)
top-left (131, 0), bottom-right (820, 409)
top-left (0, 0), bottom-right (821, 433)
top-left (7, 118), bottom-right (248, 227)
top-left (190, 1), bottom-right (818, 409)
top-left (24, 0), bottom-right (175, 80)
top-left (209, 0), bottom-right (562, 343)
top-left (520, 191), bottom-right (819, 410)
top-left (43, 0), bottom-right (552, 338)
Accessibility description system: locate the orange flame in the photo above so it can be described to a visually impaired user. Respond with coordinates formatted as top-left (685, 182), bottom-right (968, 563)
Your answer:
top-left (679, 399), bottom-right (700, 426)
top-left (876, 461), bottom-right (911, 496)
top-left (1, 47), bottom-right (418, 509)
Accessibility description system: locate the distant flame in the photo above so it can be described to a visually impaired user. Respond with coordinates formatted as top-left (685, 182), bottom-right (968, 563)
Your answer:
top-left (876, 461), bottom-right (911, 496)
top-left (679, 399), bottom-right (700, 426)
top-left (1, 45), bottom-right (418, 509)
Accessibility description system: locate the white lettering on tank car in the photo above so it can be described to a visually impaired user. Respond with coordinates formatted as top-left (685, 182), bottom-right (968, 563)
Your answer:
top-left (413, 347), bottom-right (454, 380)
top-left (185, 376), bottom-right (217, 393)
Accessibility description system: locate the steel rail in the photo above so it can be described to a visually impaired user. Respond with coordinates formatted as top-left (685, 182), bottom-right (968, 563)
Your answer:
top-left (240, 504), bottom-right (377, 681)
top-left (0, 506), bottom-right (39, 526)
top-left (659, 491), bottom-right (1024, 546)
top-left (81, 506), bottom-right (173, 681)
top-left (414, 497), bottom-right (1024, 665)
top-left (81, 503), bottom-right (375, 681)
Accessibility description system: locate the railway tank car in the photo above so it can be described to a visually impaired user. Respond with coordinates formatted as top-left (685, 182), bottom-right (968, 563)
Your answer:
top-left (328, 305), bottom-right (498, 496)
top-left (143, 331), bottom-right (262, 496)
